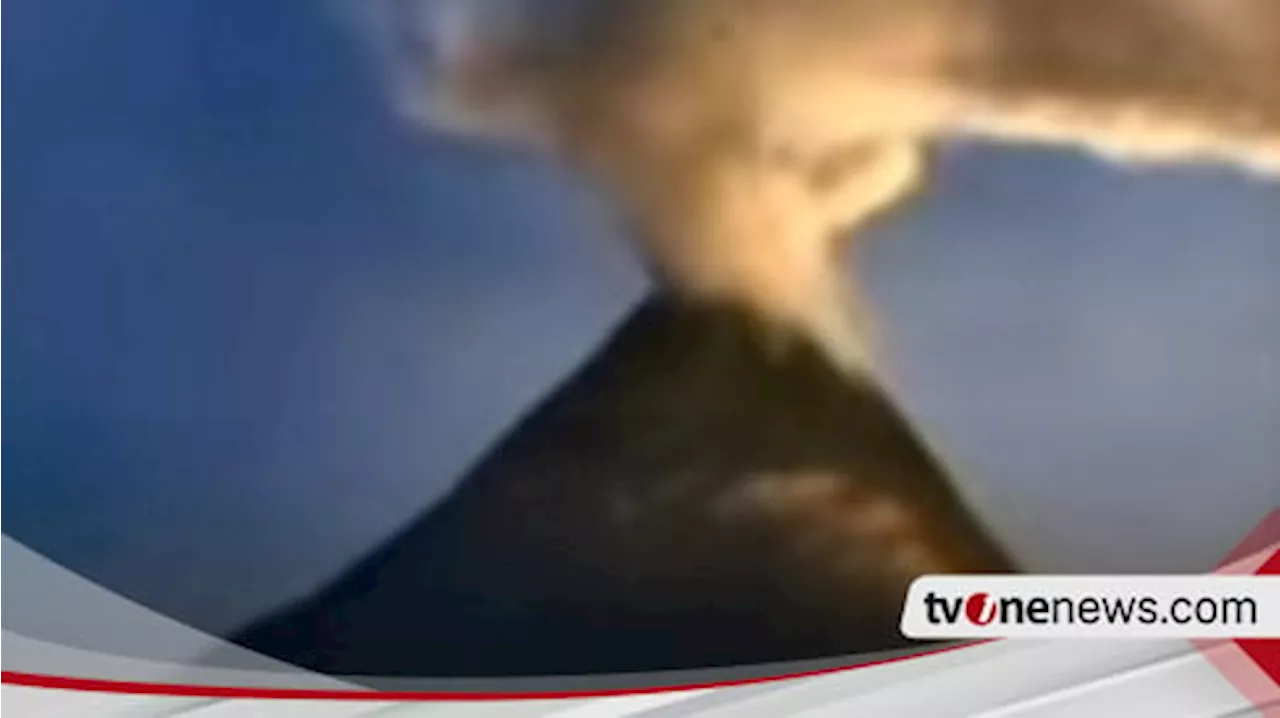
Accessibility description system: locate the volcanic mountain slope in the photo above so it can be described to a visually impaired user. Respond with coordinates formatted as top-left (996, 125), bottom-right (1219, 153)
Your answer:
top-left (229, 295), bottom-right (1016, 677)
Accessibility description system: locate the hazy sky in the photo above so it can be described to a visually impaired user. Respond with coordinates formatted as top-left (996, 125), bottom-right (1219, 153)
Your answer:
top-left (5, 0), bottom-right (1279, 637)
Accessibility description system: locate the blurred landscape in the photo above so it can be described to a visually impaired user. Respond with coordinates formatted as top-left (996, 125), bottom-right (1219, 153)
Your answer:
top-left (4, 0), bottom-right (1279, 640)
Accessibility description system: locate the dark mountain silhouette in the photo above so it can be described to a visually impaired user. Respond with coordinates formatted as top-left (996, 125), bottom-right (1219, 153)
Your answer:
top-left (227, 294), bottom-right (1017, 677)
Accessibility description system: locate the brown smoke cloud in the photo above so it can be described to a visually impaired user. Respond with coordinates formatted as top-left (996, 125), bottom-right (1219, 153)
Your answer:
top-left (349, 0), bottom-right (1280, 372)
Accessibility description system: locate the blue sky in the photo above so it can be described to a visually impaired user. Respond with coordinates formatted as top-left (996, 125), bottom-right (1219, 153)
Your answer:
top-left (4, 0), bottom-right (1278, 636)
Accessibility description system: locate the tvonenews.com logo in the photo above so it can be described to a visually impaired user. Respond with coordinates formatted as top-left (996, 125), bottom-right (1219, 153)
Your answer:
top-left (900, 576), bottom-right (1280, 639)
top-left (924, 590), bottom-right (1256, 627)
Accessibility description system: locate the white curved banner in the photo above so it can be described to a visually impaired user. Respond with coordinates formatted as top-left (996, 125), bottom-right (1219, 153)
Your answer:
top-left (3, 529), bottom-right (1277, 716)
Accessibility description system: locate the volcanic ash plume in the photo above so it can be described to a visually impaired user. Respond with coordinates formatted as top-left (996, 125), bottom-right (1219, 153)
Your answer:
top-left (346, 0), bottom-right (1280, 372)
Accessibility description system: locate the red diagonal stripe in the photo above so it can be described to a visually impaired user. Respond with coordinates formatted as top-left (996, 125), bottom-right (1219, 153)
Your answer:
top-left (1201, 510), bottom-right (1280, 715)
top-left (1236, 549), bottom-right (1280, 687)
